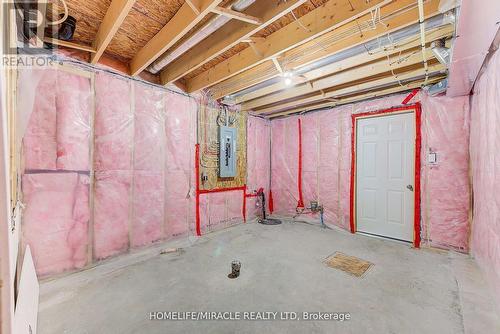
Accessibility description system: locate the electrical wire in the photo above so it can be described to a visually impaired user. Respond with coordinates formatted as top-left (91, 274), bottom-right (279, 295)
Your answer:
top-left (211, 1), bottom-right (421, 96)
top-left (46, 0), bottom-right (69, 26)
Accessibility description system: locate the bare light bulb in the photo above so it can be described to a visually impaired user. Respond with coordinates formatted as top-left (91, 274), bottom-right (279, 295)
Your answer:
top-left (283, 71), bottom-right (294, 86)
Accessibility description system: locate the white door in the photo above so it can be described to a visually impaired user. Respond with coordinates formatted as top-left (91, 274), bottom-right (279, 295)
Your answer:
top-left (356, 112), bottom-right (415, 242)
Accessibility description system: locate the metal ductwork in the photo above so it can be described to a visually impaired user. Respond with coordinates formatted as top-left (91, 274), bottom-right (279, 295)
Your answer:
top-left (425, 78), bottom-right (448, 96)
top-left (431, 39), bottom-right (451, 66)
top-left (230, 14), bottom-right (450, 99)
top-left (147, 0), bottom-right (257, 74)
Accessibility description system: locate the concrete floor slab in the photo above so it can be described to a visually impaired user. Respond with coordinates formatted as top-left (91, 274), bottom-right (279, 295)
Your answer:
top-left (38, 221), bottom-right (500, 333)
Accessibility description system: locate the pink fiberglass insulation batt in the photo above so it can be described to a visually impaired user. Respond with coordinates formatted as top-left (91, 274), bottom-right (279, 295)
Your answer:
top-left (21, 68), bottom-right (200, 276)
top-left (420, 93), bottom-right (470, 252)
top-left (269, 92), bottom-right (470, 251)
top-left (200, 190), bottom-right (244, 234)
top-left (23, 69), bottom-right (91, 171)
top-left (131, 171), bottom-right (165, 248)
top-left (134, 84), bottom-right (165, 171)
top-left (22, 70), bottom-right (57, 170)
top-left (131, 85), bottom-right (165, 247)
top-left (56, 71), bottom-right (91, 170)
top-left (318, 106), bottom-right (352, 230)
top-left (470, 47), bottom-right (500, 305)
top-left (271, 117), bottom-right (299, 214)
top-left (301, 114), bottom-right (319, 208)
top-left (246, 116), bottom-right (271, 220)
top-left (93, 170), bottom-right (132, 260)
top-left (93, 73), bottom-right (197, 256)
top-left (94, 73), bottom-right (133, 171)
top-left (164, 92), bottom-right (197, 238)
top-left (93, 73), bottom-right (134, 259)
top-left (22, 173), bottom-right (89, 276)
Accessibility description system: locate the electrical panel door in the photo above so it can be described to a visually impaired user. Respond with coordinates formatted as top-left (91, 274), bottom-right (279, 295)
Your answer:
top-left (219, 126), bottom-right (237, 177)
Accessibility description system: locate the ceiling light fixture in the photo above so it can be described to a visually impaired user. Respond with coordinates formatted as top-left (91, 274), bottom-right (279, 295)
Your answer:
top-left (283, 71), bottom-right (294, 86)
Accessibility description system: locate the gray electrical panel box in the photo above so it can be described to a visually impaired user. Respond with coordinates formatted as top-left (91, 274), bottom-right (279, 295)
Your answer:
top-left (219, 126), bottom-right (237, 177)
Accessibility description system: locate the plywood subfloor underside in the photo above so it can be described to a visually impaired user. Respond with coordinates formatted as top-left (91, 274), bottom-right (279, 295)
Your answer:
top-left (38, 222), bottom-right (500, 333)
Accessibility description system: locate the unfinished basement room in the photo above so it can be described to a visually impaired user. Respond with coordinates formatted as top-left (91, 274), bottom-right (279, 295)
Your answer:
top-left (1, 0), bottom-right (500, 333)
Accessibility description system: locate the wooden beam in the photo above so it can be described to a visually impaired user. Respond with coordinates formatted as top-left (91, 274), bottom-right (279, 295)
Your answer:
top-left (243, 48), bottom-right (438, 111)
top-left (271, 57), bottom-right (283, 74)
top-left (185, 0), bottom-right (201, 15)
top-left (286, 0), bottom-right (444, 70)
top-left (249, 36), bottom-right (265, 43)
top-left (44, 37), bottom-right (96, 53)
top-left (159, 0), bottom-right (308, 86)
top-left (248, 41), bottom-right (264, 58)
top-left (91, 0), bottom-right (136, 64)
top-left (130, 0), bottom-right (223, 76)
top-left (208, 0), bottom-right (445, 100)
top-left (253, 63), bottom-right (446, 115)
top-left (185, 0), bottom-right (390, 93)
top-left (211, 6), bottom-right (262, 25)
top-left (171, 79), bottom-right (188, 92)
top-left (267, 76), bottom-right (445, 118)
top-left (210, 60), bottom-right (278, 96)
top-left (236, 25), bottom-right (453, 103)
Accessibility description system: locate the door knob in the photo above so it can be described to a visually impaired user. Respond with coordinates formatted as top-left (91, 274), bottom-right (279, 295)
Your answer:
top-left (406, 185), bottom-right (413, 191)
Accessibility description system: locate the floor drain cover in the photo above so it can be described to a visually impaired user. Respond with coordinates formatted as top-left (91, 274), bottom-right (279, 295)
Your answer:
top-left (324, 252), bottom-right (373, 277)
top-left (258, 218), bottom-right (282, 225)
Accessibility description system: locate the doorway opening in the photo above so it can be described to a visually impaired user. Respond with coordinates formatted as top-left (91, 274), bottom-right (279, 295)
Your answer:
top-left (349, 104), bottom-right (422, 247)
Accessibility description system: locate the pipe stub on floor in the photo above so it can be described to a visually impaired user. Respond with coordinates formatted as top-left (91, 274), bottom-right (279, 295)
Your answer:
top-left (228, 260), bottom-right (241, 279)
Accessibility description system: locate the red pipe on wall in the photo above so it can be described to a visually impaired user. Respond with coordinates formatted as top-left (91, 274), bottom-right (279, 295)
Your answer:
top-left (199, 186), bottom-right (246, 194)
top-left (195, 144), bottom-right (250, 235)
top-left (349, 116), bottom-right (356, 234)
top-left (297, 119), bottom-right (305, 209)
top-left (195, 144), bottom-right (201, 236)
top-left (268, 190), bottom-right (274, 213)
top-left (402, 88), bottom-right (420, 105)
top-left (414, 103), bottom-right (422, 248)
top-left (242, 185), bottom-right (247, 222)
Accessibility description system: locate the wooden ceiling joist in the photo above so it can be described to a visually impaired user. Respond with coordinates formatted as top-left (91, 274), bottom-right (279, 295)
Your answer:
top-left (243, 48), bottom-right (438, 111)
top-left (271, 57), bottom-right (283, 74)
top-left (90, 0), bottom-right (136, 64)
top-left (129, 0), bottom-right (223, 76)
top-left (44, 37), bottom-right (96, 53)
top-left (211, 6), bottom-right (262, 25)
top-left (159, 0), bottom-right (308, 87)
top-left (185, 0), bottom-right (202, 14)
top-left (236, 25), bottom-right (453, 104)
top-left (267, 75), bottom-right (445, 118)
top-left (185, 0), bottom-right (391, 93)
top-left (252, 63), bottom-right (446, 115)
top-left (209, 0), bottom-right (444, 100)
top-left (283, 0), bottom-right (443, 72)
